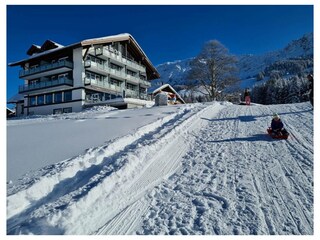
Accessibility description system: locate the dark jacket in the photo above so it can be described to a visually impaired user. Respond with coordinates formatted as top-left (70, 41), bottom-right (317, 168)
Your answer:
top-left (244, 90), bottom-right (250, 97)
top-left (271, 119), bottom-right (284, 131)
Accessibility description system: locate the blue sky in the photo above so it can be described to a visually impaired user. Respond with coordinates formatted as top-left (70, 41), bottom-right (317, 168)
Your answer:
top-left (6, 5), bottom-right (313, 101)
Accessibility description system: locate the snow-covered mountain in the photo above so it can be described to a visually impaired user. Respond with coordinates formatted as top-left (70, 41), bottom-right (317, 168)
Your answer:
top-left (7, 101), bottom-right (314, 235)
top-left (154, 33), bottom-right (313, 90)
top-left (237, 33), bottom-right (313, 82)
top-left (149, 59), bottom-right (193, 92)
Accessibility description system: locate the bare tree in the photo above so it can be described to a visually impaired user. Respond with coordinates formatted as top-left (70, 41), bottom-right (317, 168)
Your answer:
top-left (187, 40), bottom-right (239, 100)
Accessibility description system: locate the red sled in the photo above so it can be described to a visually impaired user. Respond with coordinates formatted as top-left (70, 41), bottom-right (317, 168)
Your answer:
top-left (267, 128), bottom-right (289, 140)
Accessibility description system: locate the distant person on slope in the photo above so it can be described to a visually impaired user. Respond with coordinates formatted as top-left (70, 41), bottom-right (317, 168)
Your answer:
top-left (270, 113), bottom-right (289, 137)
top-left (307, 74), bottom-right (313, 107)
top-left (244, 88), bottom-right (251, 105)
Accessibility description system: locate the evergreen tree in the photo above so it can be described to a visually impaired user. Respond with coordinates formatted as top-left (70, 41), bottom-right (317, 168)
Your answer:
top-left (251, 74), bottom-right (311, 104)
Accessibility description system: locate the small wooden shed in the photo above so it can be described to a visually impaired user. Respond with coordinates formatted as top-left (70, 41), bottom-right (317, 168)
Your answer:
top-left (151, 84), bottom-right (186, 105)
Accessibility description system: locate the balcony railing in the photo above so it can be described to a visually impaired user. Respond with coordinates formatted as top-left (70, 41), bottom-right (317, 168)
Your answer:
top-left (93, 47), bottom-right (146, 73)
top-left (122, 55), bottom-right (146, 73)
top-left (139, 79), bottom-right (151, 87)
top-left (84, 77), bottom-right (123, 93)
top-left (125, 89), bottom-right (140, 98)
top-left (86, 61), bottom-right (151, 88)
top-left (19, 77), bottom-right (73, 93)
top-left (126, 74), bottom-right (140, 84)
top-left (85, 60), bottom-right (127, 79)
top-left (140, 93), bottom-right (148, 100)
top-left (19, 60), bottom-right (73, 78)
top-left (85, 78), bottom-right (145, 100)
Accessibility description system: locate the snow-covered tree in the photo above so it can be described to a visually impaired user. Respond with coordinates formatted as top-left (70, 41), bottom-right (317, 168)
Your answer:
top-left (187, 40), bottom-right (239, 101)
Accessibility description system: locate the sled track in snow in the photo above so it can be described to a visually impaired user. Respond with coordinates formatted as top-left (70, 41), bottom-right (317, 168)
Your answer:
top-left (7, 103), bottom-right (226, 234)
top-left (94, 103), bottom-right (226, 235)
top-left (6, 102), bottom-right (313, 235)
top-left (135, 103), bottom-right (313, 235)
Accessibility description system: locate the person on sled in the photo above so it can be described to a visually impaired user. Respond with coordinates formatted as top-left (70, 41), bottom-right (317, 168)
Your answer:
top-left (271, 113), bottom-right (289, 136)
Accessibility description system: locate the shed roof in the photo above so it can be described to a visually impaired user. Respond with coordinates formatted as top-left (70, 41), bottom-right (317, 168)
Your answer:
top-left (152, 84), bottom-right (186, 104)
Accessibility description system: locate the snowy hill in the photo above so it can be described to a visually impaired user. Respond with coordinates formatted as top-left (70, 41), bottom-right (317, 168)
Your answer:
top-left (7, 101), bottom-right (313, 235)
top-left (154, 33), bottom-right (313, 90)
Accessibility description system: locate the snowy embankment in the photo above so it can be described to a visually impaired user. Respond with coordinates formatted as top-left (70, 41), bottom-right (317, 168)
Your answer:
top-left (7, 102), bottom-right (313, 235)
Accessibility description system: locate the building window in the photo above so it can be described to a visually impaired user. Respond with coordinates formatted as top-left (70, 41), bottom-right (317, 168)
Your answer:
top-left (63, 107), bottom-right (72, 113)
top-left (110, 78), bottom-right (122, 87)
top-left (140, 87), bottom-right (146, 93)
top-left (29, 96), bottom-right (36, 106)
top-left (139, 75), bottom-right (146, 80)
top-left (54, 92), bottom-right (62, 103)
top-left (58, 73), bottom-right (68, 80)
top-left (95, 46), bottom-right (103, 56)
top-left (110, 63), bottom-right (122, 71)
top-left (127, 83), bottom-right (137, 91)
top-left (64, 91), bottom-right (72, 102)
top-left (87, 55), bottom-right (103, 65)
top-left (127, 69), bottom-right (136, 76)
top-left (53, 108), bottom-right (63, 114)
top-left (30, 64), bottom-right (39, 69)
top-left (85, 72), bottom-right (91, 80)
top-left (29, 79), bottom-right (40, 87)
top-left (46, 94), bottom-right (53, 104)
top-left (37, 95), bottom-right (45, 105)
top-left (85, 71), bottom-right (103, 83)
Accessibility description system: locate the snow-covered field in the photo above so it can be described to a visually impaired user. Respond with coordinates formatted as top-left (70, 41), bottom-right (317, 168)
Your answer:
top-left (6, 101), bottom-right (314, 236)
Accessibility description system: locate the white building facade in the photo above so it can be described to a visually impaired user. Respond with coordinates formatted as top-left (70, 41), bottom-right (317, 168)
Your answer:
top-left (9, 34), bottom-right (160, 116)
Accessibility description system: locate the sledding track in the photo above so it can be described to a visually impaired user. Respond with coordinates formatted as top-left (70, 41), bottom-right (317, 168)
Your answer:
top-left (136, 103), bottom-right (313, 235)
top-left (7, 102), bottom-right (313, 235)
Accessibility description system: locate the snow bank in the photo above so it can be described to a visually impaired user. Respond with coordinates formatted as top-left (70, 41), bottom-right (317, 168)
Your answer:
top-left (7, 104), bottom-right (198, 219)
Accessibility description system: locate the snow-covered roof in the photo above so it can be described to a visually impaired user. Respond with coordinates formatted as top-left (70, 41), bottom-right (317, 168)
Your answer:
top-left (81, 33), bottom-right (131, 45)
top-left (7, 107), bottom-right (15, 113)
top-left (8, 33), bottom-right (160, 79)
top-left (80, 33), bottom-right (159, 79)
top-left (151, 83), bottom-right (186, 104)
top-left (9, 42), bottom-right (76, 66)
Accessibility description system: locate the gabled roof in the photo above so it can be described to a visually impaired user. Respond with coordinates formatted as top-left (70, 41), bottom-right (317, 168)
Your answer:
top-left (26, 40), bottom-right (64, 56)
top-left (9, 33), bottom-right (160, 80)
top-left (152, 84), bottom-right (186, 104)
top-left (27, 44), bottom-right (41, 56)
top-left (80, 33), bottom-right (159, 79)
top-left (40, 40), bottom-right (64, 52)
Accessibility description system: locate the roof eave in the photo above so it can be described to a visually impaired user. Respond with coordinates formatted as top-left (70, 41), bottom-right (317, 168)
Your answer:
top-left (8, 42), bottom-right (81, 67)
top-left (81, 34), bottom-right (160, 79)
top-left (8, 34), bottom-right (160, 79)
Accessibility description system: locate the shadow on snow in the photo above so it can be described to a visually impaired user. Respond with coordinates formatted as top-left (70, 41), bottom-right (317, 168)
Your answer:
top-left (205, 134), bottom-right (273, 143)
top-left (201, 109), bottom-right (312, 123)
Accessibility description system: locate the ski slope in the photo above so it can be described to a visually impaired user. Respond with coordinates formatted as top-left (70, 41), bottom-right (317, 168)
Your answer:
top-left (6, 102), bottom-right (314, 235)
